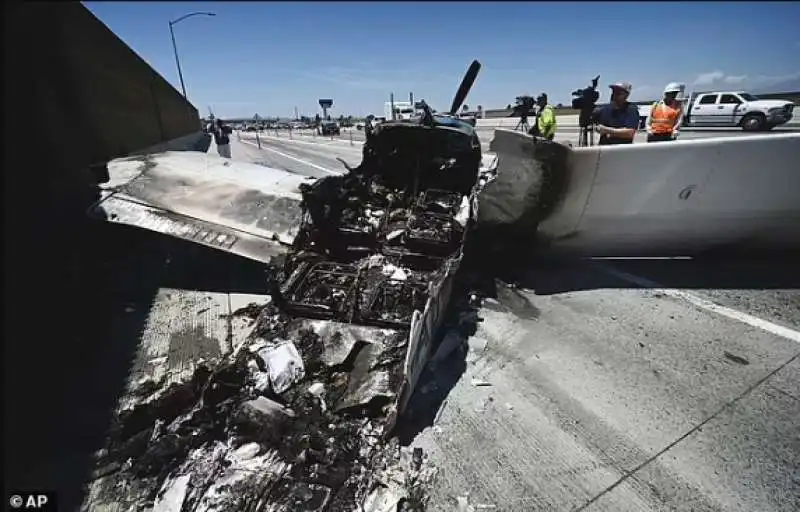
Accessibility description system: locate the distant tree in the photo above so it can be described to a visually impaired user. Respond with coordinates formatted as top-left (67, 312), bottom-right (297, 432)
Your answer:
top-left (338, 114), bottom-right (345, 123)
top-left (462, 104), bottom-right (469, 112)
top-left (506, 104), bottom-right (512, 110)
top-left (556, 103), bottom-right (564, 108)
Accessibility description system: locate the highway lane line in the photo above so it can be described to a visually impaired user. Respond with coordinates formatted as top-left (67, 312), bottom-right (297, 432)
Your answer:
top-left (239, 139), bottom-right (339, 175)
top-left (596, 263), bottom-right (800, 343)
top-left (242, 133), bottom-right (364, 151)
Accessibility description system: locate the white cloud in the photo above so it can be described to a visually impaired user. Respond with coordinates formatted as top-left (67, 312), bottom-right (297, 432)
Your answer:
top-left (692, 70), bottom-right (800, 89)
top-left (723, 75), bottom-right (748, 84)
top-left (693, 71), bottom-right (725, 86)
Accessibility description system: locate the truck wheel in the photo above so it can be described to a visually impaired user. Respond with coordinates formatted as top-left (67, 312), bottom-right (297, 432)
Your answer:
top-left (740, 113), bottom-right (765, 132)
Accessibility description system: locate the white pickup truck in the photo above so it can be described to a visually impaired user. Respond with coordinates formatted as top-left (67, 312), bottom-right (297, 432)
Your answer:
top-left (636, 91), bottom-right (795, 132)
top-left (681, 91), bottom-right (795, 131)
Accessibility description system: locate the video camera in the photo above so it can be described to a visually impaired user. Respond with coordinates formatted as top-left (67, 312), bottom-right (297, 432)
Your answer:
top-left (571, 75), bottom-right (601, 128)
top-left (511, 95), bottom-right (536, 118)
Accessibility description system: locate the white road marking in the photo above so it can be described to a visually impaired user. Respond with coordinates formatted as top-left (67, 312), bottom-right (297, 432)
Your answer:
top-left (239, 139), bottom-right (339, 175)
top-left (242, 132), bottom-right (364, 151)
top-left (596, 263), bottom-right (800, 344)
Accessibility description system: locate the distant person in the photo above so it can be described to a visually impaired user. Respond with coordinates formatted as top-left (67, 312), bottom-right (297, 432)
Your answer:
top-left (595, 82), bottom-right (640, 145)
top-left (647, 82), bottom-right (685, 142)
top-left (213, 119), bottom-right (233, 158)
top-left (364, 114), bottom-right (375, 140)
top-left (529, 93), bottom-right (557, 140)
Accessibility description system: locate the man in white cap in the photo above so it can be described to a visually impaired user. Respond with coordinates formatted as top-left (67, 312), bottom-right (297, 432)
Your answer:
top-left (595, 81), bottom-right (640, 145)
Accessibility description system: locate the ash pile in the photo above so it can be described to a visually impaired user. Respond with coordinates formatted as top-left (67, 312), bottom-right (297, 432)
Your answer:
top-left (83, 124), bottom-right (483, 511)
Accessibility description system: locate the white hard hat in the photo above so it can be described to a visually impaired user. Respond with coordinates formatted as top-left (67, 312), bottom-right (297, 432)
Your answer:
top-left (663, 82), bottom-right (684, 94)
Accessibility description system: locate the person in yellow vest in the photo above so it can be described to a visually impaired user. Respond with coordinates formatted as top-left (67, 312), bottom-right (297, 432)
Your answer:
top-left (530, 93), bottom-right (557, 140)
top-left (647, 83), bottom-right (685, 142)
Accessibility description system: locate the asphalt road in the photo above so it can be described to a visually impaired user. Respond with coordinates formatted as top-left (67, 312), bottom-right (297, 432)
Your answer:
top-left (222, 133), bottom-right (800, 511)
top-left (248, 124), bottom-right (800, 149)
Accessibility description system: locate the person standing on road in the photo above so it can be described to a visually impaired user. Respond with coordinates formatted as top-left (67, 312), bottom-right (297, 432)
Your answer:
top-left (647, 82), bottom-right (685, 142)
top-left (529, 93), bottom-right (557, 140)
top-left (595, 82), bottom-right (640, 145)
top-left (213, 119), bottom-right (233, 159)
top-left (364, 114), bottom-right (376, 141)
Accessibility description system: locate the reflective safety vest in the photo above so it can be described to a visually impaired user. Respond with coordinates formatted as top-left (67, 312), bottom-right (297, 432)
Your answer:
top-left (536, 104), bottom-right (557, 139)
top-left (649, 101), bottom-right (682, 135)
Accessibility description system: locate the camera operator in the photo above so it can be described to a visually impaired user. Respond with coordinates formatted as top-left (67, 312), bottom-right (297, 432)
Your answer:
top-left (595, 81), bottom-right (639, 145)
top-left (529, 93), bottom-right (557, 140)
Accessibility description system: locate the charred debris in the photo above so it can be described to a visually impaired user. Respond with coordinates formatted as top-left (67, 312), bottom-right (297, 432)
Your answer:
top-left (86, 63), bottom-right (492, 511)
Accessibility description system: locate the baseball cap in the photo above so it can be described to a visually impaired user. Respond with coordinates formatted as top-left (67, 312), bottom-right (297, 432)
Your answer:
top-left (609, 81), bottom-right (633, 93)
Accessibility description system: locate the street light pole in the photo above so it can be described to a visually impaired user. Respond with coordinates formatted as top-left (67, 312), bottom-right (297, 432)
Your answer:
top-left (168, 11), bottom-right (215, 100)
top-left (168, 21), bottom-right (187, 99)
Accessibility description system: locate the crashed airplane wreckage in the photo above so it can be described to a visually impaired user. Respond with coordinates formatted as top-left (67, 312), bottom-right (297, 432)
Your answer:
top-left (85, 62), bottom-right (489, 510)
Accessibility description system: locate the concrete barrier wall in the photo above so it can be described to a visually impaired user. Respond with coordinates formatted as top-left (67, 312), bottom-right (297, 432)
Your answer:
top-left (477, 116), bottom-right (580, 129)
top-left (8, 3), bottom-right (200, 203)
top-left (477, 113), bottom-right (800, 129)
top-left (489, 129), bottom-right (800, 256)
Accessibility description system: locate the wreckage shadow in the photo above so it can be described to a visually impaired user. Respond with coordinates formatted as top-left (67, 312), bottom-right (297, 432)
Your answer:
top-left (5, 215), bottom-right (268, 510)
top-left (394, 274), bottom-right (484, 446)
top-left (395, 353), bottom-right (469, 447)
top-left (154, 238), bottom-right (272, 295)
top-left (509, 254), bottom-right (800, 295)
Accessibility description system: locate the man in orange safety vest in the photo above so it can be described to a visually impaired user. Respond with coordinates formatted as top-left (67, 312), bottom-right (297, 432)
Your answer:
top-left (647, 83), bottom-right (685, 142)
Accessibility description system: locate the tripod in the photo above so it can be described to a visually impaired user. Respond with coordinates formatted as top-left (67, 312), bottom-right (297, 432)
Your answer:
top-left (578, 123), bottom-right (595, 147)
top-left (514, 115), bottom-right (531, 132)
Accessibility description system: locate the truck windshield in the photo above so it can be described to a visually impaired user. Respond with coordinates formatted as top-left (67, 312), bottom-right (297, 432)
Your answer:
top-left (739, 93), bottom-right (759, 102)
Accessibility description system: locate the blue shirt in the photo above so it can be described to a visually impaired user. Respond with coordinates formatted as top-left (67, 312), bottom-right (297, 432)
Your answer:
top-left (597, 102), bottom-right (639, 145)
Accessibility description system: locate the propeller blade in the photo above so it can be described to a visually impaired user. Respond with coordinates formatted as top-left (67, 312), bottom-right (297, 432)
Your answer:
top-left (449, 60), bottom-right (481, 115)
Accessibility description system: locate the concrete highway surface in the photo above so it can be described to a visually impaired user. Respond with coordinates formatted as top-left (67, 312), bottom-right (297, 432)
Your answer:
top-left (215, 132), bottom-right (800, 511)
top-left (251, 123), bottom-right (800, 150)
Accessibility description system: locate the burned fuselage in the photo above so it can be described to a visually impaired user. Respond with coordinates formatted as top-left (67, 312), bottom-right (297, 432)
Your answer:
top-left (281, 117), bottom-right (482, 417)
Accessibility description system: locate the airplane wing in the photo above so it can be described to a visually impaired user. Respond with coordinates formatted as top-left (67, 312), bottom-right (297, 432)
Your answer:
top-left (89, 151), bottom-right (318, 263)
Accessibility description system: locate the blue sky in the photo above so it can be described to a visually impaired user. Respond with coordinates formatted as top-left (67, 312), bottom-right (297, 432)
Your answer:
top-left (85, 1), bottom-right (800, 119)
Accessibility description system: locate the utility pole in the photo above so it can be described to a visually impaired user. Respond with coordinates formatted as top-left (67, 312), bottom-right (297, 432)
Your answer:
top-left (294, 106), bottom-right (299, 121)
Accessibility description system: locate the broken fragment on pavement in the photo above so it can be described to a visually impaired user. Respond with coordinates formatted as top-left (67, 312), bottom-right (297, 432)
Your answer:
top-left (256, 340), bottom-right (305, 394)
